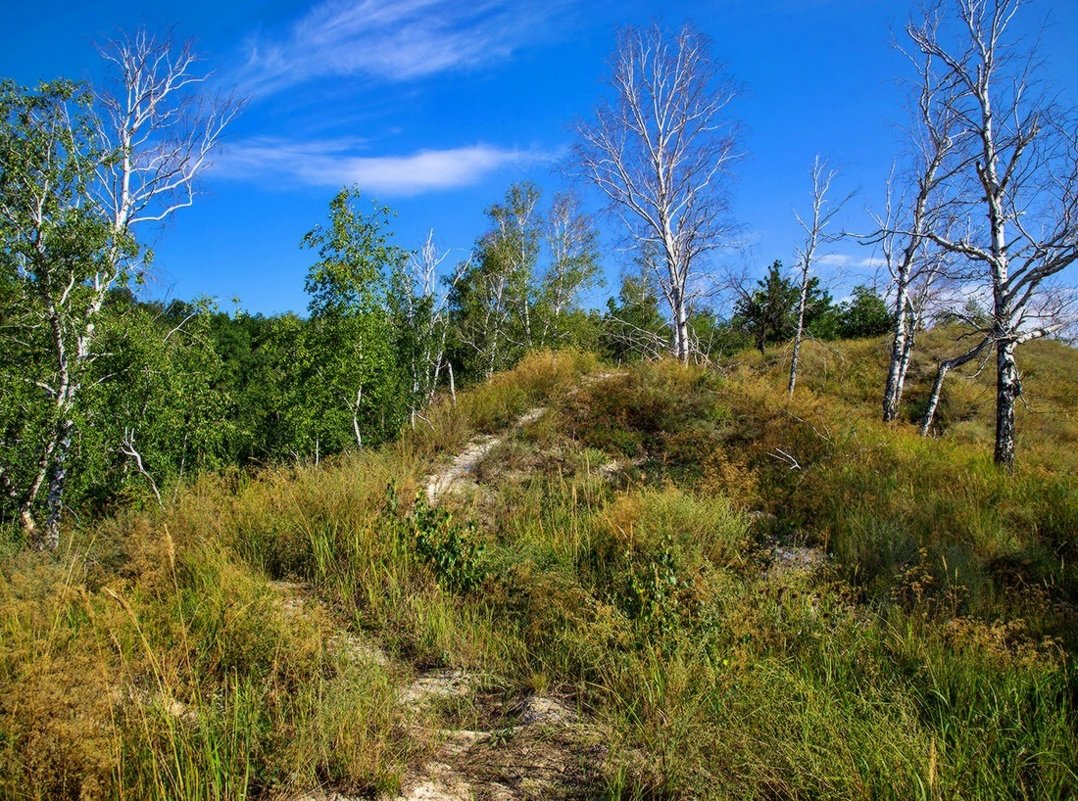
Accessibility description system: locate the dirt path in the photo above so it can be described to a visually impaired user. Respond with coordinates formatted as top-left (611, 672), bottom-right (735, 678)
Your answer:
top-left (425, 407), bottom-right (546, 504)
top-left (286, 399), bottom-right (606, 801)
top-left (401, 402), bottom-right (603, 800)
top-left (393, 681), bottom-right (603, 801)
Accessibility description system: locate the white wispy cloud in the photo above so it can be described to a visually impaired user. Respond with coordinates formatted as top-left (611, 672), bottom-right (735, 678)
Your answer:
top-left (856, 256), bottom-right (889, 268)
top-left (238, 0), bottom-right (573, 96)
top-left (817, 254), bottom-right (889, 269)
top-left (213, 137), bottom-right (554, 195)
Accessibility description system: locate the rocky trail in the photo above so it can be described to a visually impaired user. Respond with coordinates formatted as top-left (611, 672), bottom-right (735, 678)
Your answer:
top-left (279, 576), bottom-right (604, 801)
top-left (424, 407), bottom-right (547, 505)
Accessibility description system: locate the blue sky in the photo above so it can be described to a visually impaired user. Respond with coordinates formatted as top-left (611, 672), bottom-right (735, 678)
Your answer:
top-left (2, 0), bottom-right (1076, 314)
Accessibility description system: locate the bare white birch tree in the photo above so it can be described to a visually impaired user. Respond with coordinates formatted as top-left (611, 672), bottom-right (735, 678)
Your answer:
top-left (576, 23), bottom-right (740, 363)
top-left (868, 35), bottom-right (969, 422)
top-left (788, 156), bottom-right (850, 396)
top-left (392, 229), bottom-right (465, 426)
top-left (872, 170), bottom-right (953, 423)
top-left (907, 0), bottom-right (1078, 468)
top-left (2, 31), bottom-right (238, 549)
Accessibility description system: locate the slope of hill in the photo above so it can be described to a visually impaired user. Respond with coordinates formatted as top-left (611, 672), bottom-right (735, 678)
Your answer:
top-left (1, 342), bottom-right (1076, 800)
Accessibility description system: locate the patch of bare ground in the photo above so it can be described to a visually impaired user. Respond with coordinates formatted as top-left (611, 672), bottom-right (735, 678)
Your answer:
top-left (767, 543), bottom-right (827, 577)
top-left (393, 692), bottom-right (605, 801)
top-left (595, 455), bottom-right (646, 480)
top-left (425, 407), bottom-right (548, 504)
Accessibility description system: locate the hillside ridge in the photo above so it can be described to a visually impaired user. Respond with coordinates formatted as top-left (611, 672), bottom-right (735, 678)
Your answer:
top-left (2, 347), bottom-right (1076, 800)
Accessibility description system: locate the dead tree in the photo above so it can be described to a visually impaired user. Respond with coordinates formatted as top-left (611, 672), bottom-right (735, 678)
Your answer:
top-left (577, 23), bottom-right (740, 363)
top-left (118, 427), bottom-right (163, 505)
top-left (788, 156), bottom-right (850, 396)
top-left (869, 35), bottom-right (968, 422)
top-left (908, 0), bottom-right (1078, 468)
top-left (393, 229), bottom-right (464, 426)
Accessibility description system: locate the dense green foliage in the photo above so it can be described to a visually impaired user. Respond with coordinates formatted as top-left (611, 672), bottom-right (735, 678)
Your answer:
top-left (733, 260), bottom-right (841, 352)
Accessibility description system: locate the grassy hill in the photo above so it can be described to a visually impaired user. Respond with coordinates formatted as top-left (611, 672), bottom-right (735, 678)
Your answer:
top-left (1, 339), bottom-right (1076, 800)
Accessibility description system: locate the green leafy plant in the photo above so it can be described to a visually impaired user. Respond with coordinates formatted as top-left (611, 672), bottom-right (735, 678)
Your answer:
top-left (404, 491), bottom-right (487, 593)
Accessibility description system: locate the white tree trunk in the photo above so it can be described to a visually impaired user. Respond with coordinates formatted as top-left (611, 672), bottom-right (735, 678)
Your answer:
top-left (789, 156), bottom-right (846, 396)
top-left (883, 289), bottom-right (910, 422)
top-left (994, 338), bottom-right (1019, 469)
top-left (920, 337), bottom-right (989, 436)
top-left (787, 270), bottom-right (810, 396)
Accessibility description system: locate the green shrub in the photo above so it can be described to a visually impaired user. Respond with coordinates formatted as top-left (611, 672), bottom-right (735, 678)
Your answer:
top-left (403, 492), bottom-right (487, 594)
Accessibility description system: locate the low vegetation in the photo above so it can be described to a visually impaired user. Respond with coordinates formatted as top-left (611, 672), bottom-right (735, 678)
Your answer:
top-left (2, 340), bottom-right (1074, 800)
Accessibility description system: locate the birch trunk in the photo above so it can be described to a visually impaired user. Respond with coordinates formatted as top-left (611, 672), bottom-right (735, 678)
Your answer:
top-left (919, 362), bottom-right (950, 437)
top-left (41, 417), bottom-right (72, 551)
top-left (787, 271), bottom-right (810, 396)
top-left (993, 338), bottom-right (1019, 469)
top-left (673, 287), bottom-right (690, 363)
top-left (882, 291), bottom-right (910, 422)
top-left (896, 309), bottom-right (916, 404)
top-left (920, 337), bottom-right (989, 436)
top-left (789, 156), bottom-right (846, 397)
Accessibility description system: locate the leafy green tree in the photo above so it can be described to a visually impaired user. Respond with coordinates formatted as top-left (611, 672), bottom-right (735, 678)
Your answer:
top-left (688, 309), bottom-right (752, 361)
top-left (448, 183), bottom-right (542, 380)
top-left (734, 261), bottom-right (834, 354)
top-left (447, 182), bottom-right (603, 380)
top-left (303, 188), bottom-right (400, 317)
top-left (0, 31), bottom-right (236, 549)
top-left (294, 315), bottom-right (402, 455)
top-left (75, 295), bottom-right (234, 507)
top-left (0, 79), bottom-right (120, 545)
top-left (298, 187), bottom-right (407, 455)
top-left (537, 192), bottom-right (601, 347)
top-left (837, 285), bottom-right (893, 339)
top-left (733, 262), bottom-right (799, 354)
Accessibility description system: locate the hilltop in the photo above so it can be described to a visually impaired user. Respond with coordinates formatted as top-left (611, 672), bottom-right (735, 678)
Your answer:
top-left (1, 338), bottom-right (1076, 800)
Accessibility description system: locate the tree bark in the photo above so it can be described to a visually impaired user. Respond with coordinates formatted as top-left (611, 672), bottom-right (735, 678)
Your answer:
top-left (883, 291), bottom-right (910, 422)
top-left (920, 337), bottom-right (989, 436)
top-left (896, 308), bottom-right (915, 404)
top-left (787, 271), bottom-right (810, 396)
top-left (40, 418), bottom-right (72, 551)
top-left (673, 288), bottom-right (690, 363)
top-left (994, 338), bottom-right (1019, 470)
